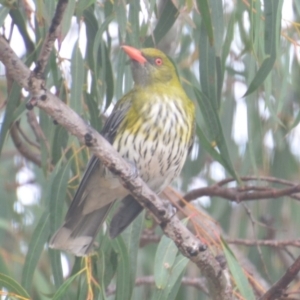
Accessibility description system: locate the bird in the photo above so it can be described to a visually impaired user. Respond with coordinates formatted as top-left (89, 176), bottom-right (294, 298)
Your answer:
top-left (49, 45), bottom-right (195, 256)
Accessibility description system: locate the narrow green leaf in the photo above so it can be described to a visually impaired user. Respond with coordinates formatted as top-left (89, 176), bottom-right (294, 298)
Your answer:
top-left (199, 20), bottom-right (218, 109)
top-left (43, 0), bottom-right (55, 27)
top-left (61, 0), bottom-right (76, 39)
top-left (291, 109), bottom-right (300, 129)
top-left (112, 236), bottom-right (132, 300)
top-left (84, 9), bottom-right (99, 71)
top-left (194, 88), bottom-right (238, 181)
top-left (162, 255), bottom-right (189, 300)
top-left (9, 9), bottom-right (35, 53)
top-left (0, 273), bottom-right (30, 298)
top-left (48, 249), bottom-right (63, 290)
top-left (221, 13), bottom-right (235, 74)
top-left (51, 125), bottom-right (69, 165)
top-left (11, 99), bottom-right (28, 121)
top-left (244, 0), bottom-right (283, 96)
top-left (49, 160), bottom-right (71, 235)
top-left (52, 269), bottom-right (84, 300)
top-left (48, 160), bottom-right (71, 288)
top-left (128, 0), bottom-right (141, 47)
top-left (144, 0), bottom-right (178, 47)
top-left (0, 6), bottom-right (9, 27)
top-left (21, 212), bottom-right (50, 291)
top-left (22, 155), bottom-right (69, 289)
top-left (93, 15), bottom-right (114, 80)
top-left (114, 0), bottom-right (127, 42)
top-left (101, 43), bottom-right (114, 110)
top-left (244, 56), bottom-right (276, 97)
top-left (84, 92), bottom-right (102, 132)
top-left (39, 110), bottom-right (52, 173)
top-left (0, 253), bottom-right (9, 276)
top-left (115, 50), bottom-right (127, 100)
top-left (152, 254), bottom-right (189, 300)
top-left (76, 0), bottom-right (96, 17)
top-left (210, 0), bottom-right (224, 56)
top-left (122, 211), bottom-right (144, 290)
top-left (71, 41), bottom-right (85, 114)
top-left (0, 83), bottom-right (21, 156)
top-left (196, 124), bottom-right (228, 169)
top-left (97, 252), bottom-right (112, 299)
top-left (196, 0), bottom-right (214, 45)
top-left (154, 235), bottom-right (178, 289)
top-left (97, 235), bottom-right (118, 289)
top-left (221, 238), bottom-right (256, 300)
top-left (92, 16), bottom-right (114, 109)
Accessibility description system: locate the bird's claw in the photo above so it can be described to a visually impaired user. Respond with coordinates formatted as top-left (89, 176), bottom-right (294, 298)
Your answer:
top-left (164, 201), bottom-right (177, 220)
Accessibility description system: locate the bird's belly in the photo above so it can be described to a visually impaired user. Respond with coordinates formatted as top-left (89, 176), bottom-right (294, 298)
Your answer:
top-left (114, 128), bottom-right (188, 193)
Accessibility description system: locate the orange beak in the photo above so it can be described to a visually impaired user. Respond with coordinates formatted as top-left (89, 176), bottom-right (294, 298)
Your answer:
top-left (122, 45), bottom-right (147, 64)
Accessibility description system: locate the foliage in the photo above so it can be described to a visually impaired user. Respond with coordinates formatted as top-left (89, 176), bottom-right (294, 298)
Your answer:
top-left (0, 0), bottom-right (300, 299)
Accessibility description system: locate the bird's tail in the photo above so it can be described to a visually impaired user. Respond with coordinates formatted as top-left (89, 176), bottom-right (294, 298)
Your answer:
top-left (49, 202), bottom-right (115, 256)
top-left (109, 195), bottom-right (143, 238)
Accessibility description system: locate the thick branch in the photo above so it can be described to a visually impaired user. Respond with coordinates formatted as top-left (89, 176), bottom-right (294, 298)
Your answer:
top-left (0, 36), bottom-right (234, 300)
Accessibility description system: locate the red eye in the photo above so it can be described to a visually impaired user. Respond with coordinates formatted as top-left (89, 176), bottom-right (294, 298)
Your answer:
top-left (155, 58), bottom-right (163, 66)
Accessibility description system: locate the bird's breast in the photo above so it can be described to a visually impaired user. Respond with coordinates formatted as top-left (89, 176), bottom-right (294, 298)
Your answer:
top-left (113, 97), bottom-right (191, 193)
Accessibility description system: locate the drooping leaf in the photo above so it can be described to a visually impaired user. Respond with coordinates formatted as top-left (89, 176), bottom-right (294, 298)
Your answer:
top-left (144, 0), bottom-right (178, 47)
top-left (0, 273), bottom-right (30, 298)
top-left (244, 0), bottom-right (283, 96)
top-left (70, 41), bottom-right (85, 115)
top-left (0, 83), bottom-right (21, 156)
top-left (154, 235), bottom-right (179, 289)
top-left (21, 212), bottom-right (50, 291)
top-left (222, 238), bottom-right (256, 300)
top-left (194, 88), bottom-right (238, 181)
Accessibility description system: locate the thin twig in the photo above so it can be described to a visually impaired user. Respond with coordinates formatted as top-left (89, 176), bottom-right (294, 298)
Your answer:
top-left (259, 255), bottom-right (300, 300)
top-left (106, 276), bottom-right (209, 296)
top-left (216, 176), bottom-right (296, 187)
top-left (34, 0), bottom-right (68, 77)
top-left (10, 122), bottom-right (41, 166)
top-left (182, 183), bottom-right (300, 205)
top-left (26, 110), bottom-right (49, 150)
top-left (227, 239), bottom-right (300, 248)
top-left (5, 69), bottom-right (41, 166)
top-left (16, 121), bottom-right (40, 149)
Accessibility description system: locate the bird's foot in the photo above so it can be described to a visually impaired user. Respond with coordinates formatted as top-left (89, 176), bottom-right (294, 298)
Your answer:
top-left (124, 158), bottom-right (139, 179)
top-left (163, 201), bottom-right (177, 220)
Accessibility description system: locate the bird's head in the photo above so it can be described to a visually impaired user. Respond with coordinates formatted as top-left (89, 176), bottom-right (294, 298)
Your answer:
top-left (122, 45), bottom-right (179, 87)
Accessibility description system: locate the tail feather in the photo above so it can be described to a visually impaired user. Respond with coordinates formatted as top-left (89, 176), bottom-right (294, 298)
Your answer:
top-left (49, 202), bottom-right (115, 256)
top-left (109, 195), bottom-right (144, 238)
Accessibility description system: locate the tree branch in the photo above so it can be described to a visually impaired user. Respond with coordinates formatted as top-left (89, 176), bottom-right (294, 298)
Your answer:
top-left (10, 122), bottom-right (41, 166)
top-left (106, 275), bottom-right (209, 296)
top-left (227, 238), bottom-right (300, 249)
top-left (259, 254), bottom-right (300, 300)
top-left (181, 177), bottom-right (300, 205)
top-left (34, 0), bottom-right (68, 77)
